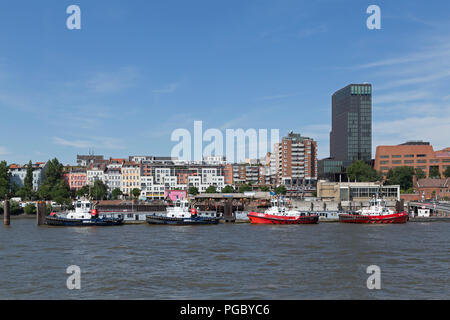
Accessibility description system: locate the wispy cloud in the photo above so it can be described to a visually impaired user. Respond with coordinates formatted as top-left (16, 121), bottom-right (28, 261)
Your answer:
top-left (257, 92), bottom-right (301, 101)
top-left (376, 70), bottom-right (450, 91)
top-left (53, 136), bottom-right (125, 150)
top-left (86, 67), bottom-right (138, 94)
top-left (355, 48), bottom-right (450, 70)
top-left (373, 116), bottom-right (450, 152)
top-left (298, 24), bottom-right (327, 38)
top-left (152, 82), bottom-right (179, 94)
top-left (0, 146), bottom-right (10, 156)
top-left (374, 90), bottom-right (430, 105)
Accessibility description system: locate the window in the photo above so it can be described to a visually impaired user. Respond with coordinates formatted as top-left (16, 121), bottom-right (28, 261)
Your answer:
top-left (380, 155), bottom-right (389, 159)
top-left (416, 154), bottom-right (426, 158)
top-left (392, 155), bottom-right (402, 158)
top-left (392, 160), bottom-right (401, 164)
top-left (404, 154), bottom-right (414, 158)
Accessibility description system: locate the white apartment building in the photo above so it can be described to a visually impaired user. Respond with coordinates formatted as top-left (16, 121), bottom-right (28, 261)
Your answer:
top-left (9, 162), bottom-right (48, 191)
top-left (104, 168), bottom-right (121, 191)
top-left (87, 165), bottom-right (105, 186)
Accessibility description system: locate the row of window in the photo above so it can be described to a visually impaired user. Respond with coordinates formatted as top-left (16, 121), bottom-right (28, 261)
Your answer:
top-left (380, 154), bottom-right (428, 159)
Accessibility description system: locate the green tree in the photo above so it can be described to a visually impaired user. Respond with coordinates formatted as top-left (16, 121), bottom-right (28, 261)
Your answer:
top-left (274, 185), bottom-right (287, 195)
top-left (238, 184), bottom-right (252, 193)
top-left (24, 203), bottom-right (37, 215)
top-left (111, 188), bottom-right (123, 200)
top-left (37, 158), bottom-right (66, 201)
top-left (414, 168), bottom-right (426, 180)
top-left (37, 183), bottom-right (52, 200)
top-left (0, 161), bottom-right (11, 198)
top-left (45, 158), bottom-right (64, 186)
top-left (188, 186), bottom-right (199, 195)
top-left (51, 179), bottom-right (71, 205)
top-left (17, 161), bottom-right (35, 200)
top-left (205, 186), bottom-right (217, 193)
top-left (222, 185), bottom-right (235, 193)
top-left (429, 166), bottom-right (441, 179)
top-left (386, 166), bottom-right (415, 191)
top-left (444, 166), bottom-right (450, 178)
top-left (131, 188), bottom-right (141, 199)
top-left (3, 201), bottom-right (23, 215)
top-left (346, 160), bottom-right (380, 182)
top-left (260, 186), bottom-right (270, 192)
top-left (91, 180), bottom-right (108, 200)
top-left (76, 185), bottom-right (90, 198)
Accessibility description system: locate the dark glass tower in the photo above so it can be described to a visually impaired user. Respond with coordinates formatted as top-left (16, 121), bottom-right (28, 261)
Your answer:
top-left (330, 84), bottom-right (372, 162)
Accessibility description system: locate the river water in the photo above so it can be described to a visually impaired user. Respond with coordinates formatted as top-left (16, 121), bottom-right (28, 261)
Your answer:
top-left (0, 220), bottom-right (448, 299)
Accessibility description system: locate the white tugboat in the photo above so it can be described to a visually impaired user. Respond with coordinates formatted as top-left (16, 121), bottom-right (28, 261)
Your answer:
top-left (146, 199), bottom-right (220, 225)
top-left (46, 200), bottom-right (124, 226)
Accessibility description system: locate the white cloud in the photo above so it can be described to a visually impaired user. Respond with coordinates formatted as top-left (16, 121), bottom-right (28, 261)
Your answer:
top-left (53, 137), bottom-right (125, 150)
top-left (374, 90), bottom-right (430, 105)
top-left (355, 47), bottom-right (450, 70)
top-left (298, 24), bottom-right (327, 38)
top-left (258, 92), bottom-right (301, 101)
top-left (152, 83), bottom-right (179, 94)
top-left (86, 67), bottom-right (138, 94)
top-left (373, 116), bottom-right (450, 153)
top-left (0, 146), bottom-right (9, 156)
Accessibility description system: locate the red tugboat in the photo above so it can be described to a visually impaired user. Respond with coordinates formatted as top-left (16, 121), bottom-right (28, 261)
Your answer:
top-left (339, 196), bottom-right (408, 224)
top-left (248, 199), bottom-right (319, 224)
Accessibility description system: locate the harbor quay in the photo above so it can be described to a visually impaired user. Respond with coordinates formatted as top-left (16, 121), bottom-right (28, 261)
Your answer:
top-left (2, 191), bottom-right (450, 225)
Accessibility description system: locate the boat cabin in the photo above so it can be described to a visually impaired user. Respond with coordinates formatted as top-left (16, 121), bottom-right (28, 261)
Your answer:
top-left (66, 200), bottom-right (93, 219)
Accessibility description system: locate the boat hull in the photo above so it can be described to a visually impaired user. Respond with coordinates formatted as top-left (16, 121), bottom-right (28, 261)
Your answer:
top-left (146, 215), bottom-right (220, 225)
top-left (46, 216), bottom-right (124, 227)
top-left (338, 212), bottom-right (409, 224)
top-left (248, 212), bottom-right (319, 224)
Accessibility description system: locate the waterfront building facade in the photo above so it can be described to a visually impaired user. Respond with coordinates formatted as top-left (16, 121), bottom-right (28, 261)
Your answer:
top-left (77, 155), bottom-right (104, 167)
top-left (63, 169), bottom-right (87, 191)
top-left (121, 162), bottom-right (142, 196)
top-left (273, 132), bottom-right (318, 186)
top-left (375, 142), bottom-right (450, 177)
top-left (317, 181), bottom-right (400, 202)
top-left (9, 162), bottom-right (48, 191)
top-left (330, 84), bottom-right (372, 162)
top-left (414, 178), bottom-right (450, 200)
top-left (86, 163), bottom-right (106, 186)
top-left (104, 168), bottom-right (122, 191)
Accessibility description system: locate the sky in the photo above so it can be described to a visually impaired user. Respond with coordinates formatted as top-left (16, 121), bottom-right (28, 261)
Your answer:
top-left (0, 0), bottom-right (449, 165)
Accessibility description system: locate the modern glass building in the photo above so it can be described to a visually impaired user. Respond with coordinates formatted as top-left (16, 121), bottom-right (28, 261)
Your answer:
top-left (330, 84), bottom-right (372, 162)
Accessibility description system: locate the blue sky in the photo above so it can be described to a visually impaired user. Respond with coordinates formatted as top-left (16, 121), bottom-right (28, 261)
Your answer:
top-left (0, 0), bottom-right (449, 164)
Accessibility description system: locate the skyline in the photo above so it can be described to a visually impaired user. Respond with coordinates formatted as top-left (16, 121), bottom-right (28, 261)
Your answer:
top-left (1, 0), bottom-right (450, 164)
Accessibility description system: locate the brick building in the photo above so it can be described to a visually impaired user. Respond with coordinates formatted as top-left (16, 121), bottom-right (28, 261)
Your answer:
top-left (274, 131), bottom-right (318, 185)
top-left (375, 141), bottom-right (450, 177)
top-left (414, 177), bottom-right (450, 200)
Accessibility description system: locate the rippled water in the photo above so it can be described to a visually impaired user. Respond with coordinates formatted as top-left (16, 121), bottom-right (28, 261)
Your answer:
top-left (0, 220), bottom-right (448, 299)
